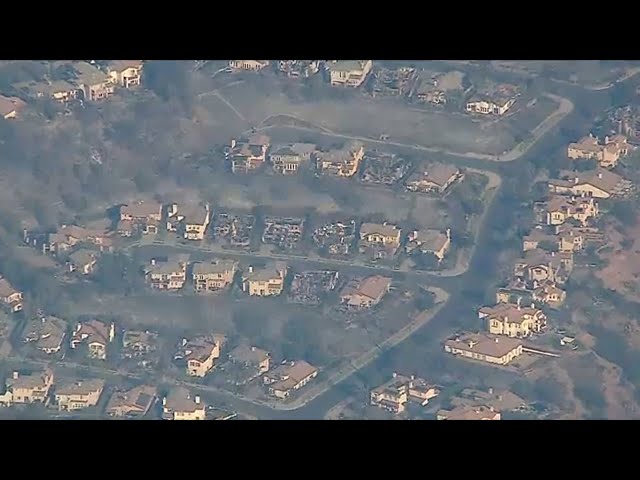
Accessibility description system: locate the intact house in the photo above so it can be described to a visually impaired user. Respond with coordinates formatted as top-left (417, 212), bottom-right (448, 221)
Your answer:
top-left (0, 369), bottom-right (54, 407)
top-left (70, 319), bottom-right (115, 360)
top-left (514, 249), bottom-right (574, 286)
top-left (71, 61), bottom-right (115, 102)
top-left (567, 134), bottom-right (630, 169)
top-left (54, 378), bottom-right (105, 411)
top-left (229, 60), bottom-right (270, 72)
top-left (536, 195), bottom-right (599, 227)
top-left (263, 360), bottom-right (318, 399)
top-left (269, 143), bottom-right (316, 175)
top-left (523, 226), bottom-right (584, 254)
top-left (465, 83), bottom-right (519, 116)
top-left (242, 263), bottom-right (287, 297)
top-left (437, 404), bottom-right (501, 420)
top-left (176, 335), bottom-right (223, 377)
top-left (27, 224), bottom-right (112, 255)
top-left (162, 387), bottom-right (205, 420)
top-left (0, 276), bottom-right (23, 313)
top-left (228, 344), bottom-right (271, 384)
top-left (12, 79), bottom-right (78, 104)
top-left (23, 315), bottom-right (67, 355)
top-left (325, 60), bottom-right (373, 88)
top-left (315, 142), bottom-right (365, 178)
top-left (105, 385), bottom-right (156, 418)
top-left (119, 201), bottom-right (163, 235)
top-left (450, 387), bottom-right (528, 414)
top-left (228, 134), bottom-right (271, 174)
top-left (370, 372), bottom-right (440, 415)
top-left (532, 281), bottom-right (567, 307)
top-left (548, 169), bottom-right (634, 199)
top-left (405, 163), bottom-right (463, 195)
top-left (359, 222), bottom-right (402, 256)
top-left (495, 278), bottom-right (566, 309)
top-left (106, 60), bottom-right (144, 88)
top-left (166, 203), bottom-right (211, 240)
top-left (340, 275), bottom-right (392, 310)
top-left (67, 248), bottom-right (98, 275)
top-left (192, 260), bottom-right (237, 292)
top-left (478, 302), bottom-right (547, 338)
top-left (145, 257), bottom-right (188, 290)
top-left (444, 332), bottom-right (523, 366)
top-left (406, 228), bottom-right (451, 262)
top-left (0, 94), bottom-right (26, 119)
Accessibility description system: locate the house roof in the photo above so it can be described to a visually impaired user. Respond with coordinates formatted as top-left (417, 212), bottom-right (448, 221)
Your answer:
top-left (164, 387), bottom-right (203, 413)
top-left (0, 277), bottom-right (19, 298)
top-left (271, 146), bottom-right (300, 158)
top-left (0, 95), bottom-right (25, 117)
top-left (71, 62), bottom-right (110, 86)
top-left (178, 204), bottom-right (209, 225)
top-left (122, 330), bottom-right (158, 348)
top-left (327, 60), bottom-right (371, 73)
top-left (445, 333), bottom-right (522, 358)
top-left (72, 320), bottom-right (111, 347)
top-left (106, 385), bottom-right (156, 415)
top-left (69, 248), bottom-right (97, 266)
top-left (192, 260), bottom-right (236, 276)
top-left (229, 344), bottom-right (270, 365)
top-left (422, 163), bottom-right (460, 186)
top-left (478, 303), bottom-right (544, 325)
top-left (121, 201), bottom-right (162, 218)
top-left (184, 337), bottom-right (218, 363)
top-left (271, 360), bottom-right (317, 383)
top-left (24, 316), bottom-right (66, 349)
top-left (244, 263), bottom-right (286, 282)
top-left (55, 378), bottom-right (105, 396)
top-left (59, 224), bottom-right (106, 240)
top-left (342, 275), bottom-right (392, 302)
top-left (438, 404), bottom-right (499, 420)
top-left (7, 369), bottom-right (53, 391)
top-left (410, 229), bottom-right (449, 252)
top-left (108, 60), bottom-right (143, 73)
top-left (148, 261), bottom-right (185, 276)
top-left (372, 374), bottom-right (412, 395)
top-left (578, 169), bottom-right (628, 193)
top-left (360, 223), bottom-right (400, 238)
top-left (289, 143), bottom-right (317, 156)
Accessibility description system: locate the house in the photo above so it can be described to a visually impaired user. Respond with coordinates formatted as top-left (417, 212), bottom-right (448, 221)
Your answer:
top-left (437, 404), bottom-right (501, 420)
top-left (450, 387), bottom-right (528, 413)
top-left (340, 275), bottom-right (392, 309)
top-left (120, 201), bottom-right (163, 224)
top-left (0, 95), bottom-right (26, 119)
top-left (263, 360), bottom-right (318, 399)
top-left (325, 60), bottom-right (373, 88)
top-left (228, 344), bottom-right (271, 374)
top-left (105, 385), bottom-right (156, 417)
top-left (116, 219), bottom-right (134, 237)
top-left (229, 60), bottom-right (270, 72)
top-left (548, 169), bottom-right (634, 199)
top-left (465, 83), bottom-right (518, 116)
top-left (406, 228), bottom-right (451, 261)
top-left (242, 263), bottom-right (287, 297)
top-left (514, 249), bottom-right (574, 285)
top-left (0, 276), bottom-right (23, 313)
top-left (72, 62), bottom-right (114, 102)
top-left (523, 227), bottom-right (584, 253)
top-left (54, 378), bottom-right (105, 411)
top-left (107, 60), bottom-right (144, 88)
top-left (46, 224), bottom-right (111, 254)
top-left (70, 320), bottom-right (115, 360)
top-left (192, 260), bottom-right (237, 292)
top-left (315, 142), bottom-right (364, 178)
top-left (269, 144), bottom-right (316, 175)
top-left (444, 333), bottom-right (523, 366)
top-left (67, 248), bottom-right (98, 275)
top-left (567, 134), bottom-right (629, 168)
top-left (495, 278), bottom-right (532, 306)
top-left (122, 330), bottom-right (158, 359)
top-left (23, 315), bottom-right (67, 354)
top-left (162, 387), bottom-right (205, 420)
top-left (146, 258), bottom-right (188, 290)
top-left (370, 373), bottom-right (440, 414)
top-left (13, 79), bottom-right (79, 103)
top-left (532, 281), bottom-right (567, 307)
top-left (405, 164), bottom-right (463, 194)
top-left (359, 223), bottom-right (402, 251)
top-left (228, 134), bottom-right (271, 173)
top-left (413, 70), bottom-right (468, 105)
top-left (166, 203), bottom-right (211, 240)
top-left (539, 195), bottom-right (598, 226)
top-left (277, 60), bottom-right (321, 78)
top-left (0, 369), bottom-right (54, 406)
top-left (180, 336), bottom-right (223, 377)
top-left (478, 302), bottom-right (547, 338)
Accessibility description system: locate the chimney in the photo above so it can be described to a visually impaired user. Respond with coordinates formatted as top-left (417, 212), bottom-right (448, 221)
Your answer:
top-left (12, 371), bottom-right (19, 380)
top-left (150, 258), bottom-right (156, 266)
top-left (446, 228), bottom-right (451, 240)
top-left (248, 266), bottom-right (253, 273)
top-left (498, 394), bottom-right (503, 401)
top-left (195, 395), bottom-right (201, 405)
top-left (531, 303), bottom-right (535, 309)
top-left (495, 338), bottom-right (499, 343)
top-left (392, 372), bottom-right (397, 378)
top-left (574, 177), bottom-right (579, 184)
top-left (598, 172), bottom-right (603, 179)
top-left (488, 387), bottom-right (493, 395)
top-left (162, 397), bottom-right (167, 406)
top-left (410, 375), bottom-right (415, 381)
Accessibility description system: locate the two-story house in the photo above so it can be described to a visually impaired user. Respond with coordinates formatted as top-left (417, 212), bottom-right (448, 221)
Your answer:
top-left (514, 250), bottom-right (574, 285)
top-left (146, 258), bottom-right (188, 290)
top-left (228, 134), bottom-right (271, 174)
top-left (72, 62), bottom-right (114, 102)
top-left (242, 263), bottom-right (287, 297)
top-left (67, 248), bottom-right (98, 275)
top-left (567, 134), bottom-right (629, 169)
top-left (478, 302), bottom-right (547, 338)
top-left (404, 164), bottom-right (463, 195)
top-left (70, 320), bottom-right (115, 360)
top-left (541, 196), bottom-right (599, 226)
top-left (162, 387), bottom-right (206, 420)
top-left (325, 60), bottom-right (373, 88)
top-left (263, 360), bottom-right (318, 399)
top-left (437, 404), bottom-right (501, 420)
top-left (269, 143), bottom-right (316, 175)
top-left (179, 335), bottom-right (223, 377)
top-left (23, 315), bottom-right (67, 355)
top-left (120, 201), bottom-right (163, 234)
top-left (0, 369), bottom-right (54, 406)
top-left (370, 373), bottom-right (440, 415)
top-left (340, 275), bottom-right (392, 310)
top-left (192, 260), bottom-right (237, 292)
top-left (166, 203), bottom-right (211, 240)
top-left (405, 228), bottom-right (451, 261)
top-left (0, 276), bottom-right (23, 313)
top-left (105, 385), bottom-right (156, 417)
top-left (548, 168), bottom-right (634, 200)
top-left (315, 142), bottom-right (365, 178)
top-left (229, 60), bottom-right (270, 72)
top-left (0, 95), bottom-right (26, 119)
top-left (359, 223), bottom-right (402, 253)
top-left (465, 83), bottom-right (518, 116)
top-left (54, 378), bottom-right (105, 411)
top-left (228, 344), bottom-right (271, 376)
top-left (107, 60), bottom-right (144, 88)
